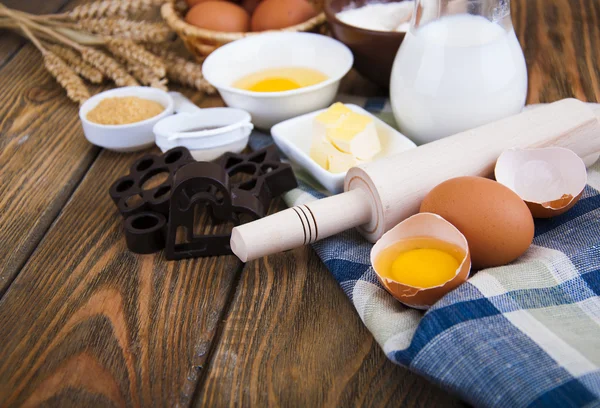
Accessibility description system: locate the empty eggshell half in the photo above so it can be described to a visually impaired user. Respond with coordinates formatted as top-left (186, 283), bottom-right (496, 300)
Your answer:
top-left (495, 147), bottom-right (587, 218)
top-left (370, 213), bottom-right (471, 310)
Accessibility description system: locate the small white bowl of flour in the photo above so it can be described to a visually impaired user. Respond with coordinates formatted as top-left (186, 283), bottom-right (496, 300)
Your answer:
top-left (335, 1), bottom-right (415, 32)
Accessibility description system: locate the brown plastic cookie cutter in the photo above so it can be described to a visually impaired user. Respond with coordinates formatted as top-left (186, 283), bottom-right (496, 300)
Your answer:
top-left (165, 161), bottom-right (262, 259)
top-left (165, 146), bottom-right (298, 260)
top-left (219, 145), bottom-right (298, 215)
top-left (124, 212), bottom-right (167, 254)
top-left (109, 147), bottom-right (194, 219)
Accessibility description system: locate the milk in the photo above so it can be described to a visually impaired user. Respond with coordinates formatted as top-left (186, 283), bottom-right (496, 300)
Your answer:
top-left (390, 14), bottom-right (528, 144)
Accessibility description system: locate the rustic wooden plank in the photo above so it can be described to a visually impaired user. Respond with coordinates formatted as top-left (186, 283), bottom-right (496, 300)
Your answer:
top-left (0, 41), bottom-right (99, 296)
top-left (195, 235), bottom-right (464, 407)
top-left (0, 0), bottom-right (71, 68)
top-left (513, 0), bottom-right (600, 104)
top-left (0, 142), bottom-right (244, 406)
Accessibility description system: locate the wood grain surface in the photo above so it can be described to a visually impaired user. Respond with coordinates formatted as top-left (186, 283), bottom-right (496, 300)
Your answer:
top-left (0, 31), bottom-right (98, 296)
top-left (0, 147), bottom-right (244, 407)
top-left (514, 0), bottom-right (600, 104)
top-left (1, 0), bottom-right (599, 407)
top-left (195, 209), bottom-right (463, 407)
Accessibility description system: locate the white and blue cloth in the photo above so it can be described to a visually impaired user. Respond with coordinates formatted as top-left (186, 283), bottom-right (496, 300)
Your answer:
top-left (249, 98), bottom-right (600, 408)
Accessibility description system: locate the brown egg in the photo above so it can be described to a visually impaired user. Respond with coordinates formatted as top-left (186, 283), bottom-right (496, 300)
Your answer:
top-left (251, 0), bottom-right (318, 32)
top-left (185, 2), bottom-right (250, 32)
top-left (420, 176), bottom-right (534, 270)
top-left (241, 0), bottom-right (262, 14)
top-left (185, 0), bottom-right (225, 8)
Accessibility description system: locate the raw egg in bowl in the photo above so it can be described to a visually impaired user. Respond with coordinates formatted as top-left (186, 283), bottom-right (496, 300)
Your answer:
top-left (202, 32), bottom-right (354, 129)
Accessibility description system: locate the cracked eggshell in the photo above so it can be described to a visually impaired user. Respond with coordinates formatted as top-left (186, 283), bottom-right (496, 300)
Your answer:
top-left (495, 147), bottom-right (588, 218)
top-left (370, 213), bottom-right (471, 310)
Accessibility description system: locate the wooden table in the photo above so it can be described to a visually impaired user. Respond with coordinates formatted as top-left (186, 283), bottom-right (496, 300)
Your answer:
top-left (0, 0), bottom-right (597, 406)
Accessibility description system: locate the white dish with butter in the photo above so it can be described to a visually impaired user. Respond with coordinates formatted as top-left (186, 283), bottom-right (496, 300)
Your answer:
top-left (272, 104), bottom-right (416, 193)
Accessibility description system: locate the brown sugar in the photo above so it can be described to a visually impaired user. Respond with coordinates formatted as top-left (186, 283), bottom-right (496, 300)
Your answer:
top-left (86, 96), bottom-right (165, 125)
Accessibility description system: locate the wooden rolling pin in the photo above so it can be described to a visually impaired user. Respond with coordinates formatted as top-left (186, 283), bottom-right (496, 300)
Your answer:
top-left (231, 99), bottom-right (600, 262)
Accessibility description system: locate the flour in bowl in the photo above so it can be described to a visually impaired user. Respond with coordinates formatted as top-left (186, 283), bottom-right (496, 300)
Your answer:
top-left (336, 1), bottom-right (415, 32)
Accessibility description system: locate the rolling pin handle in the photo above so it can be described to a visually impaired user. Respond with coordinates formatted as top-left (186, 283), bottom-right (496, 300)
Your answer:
top-left (230, 189), bottom-right (372, 262)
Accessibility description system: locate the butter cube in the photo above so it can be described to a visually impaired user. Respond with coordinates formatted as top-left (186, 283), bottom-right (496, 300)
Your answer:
top-left (310, 138), bottom-right (362, 173)
top-left (309, 141), bottom-right (330, 169)
top-left (310, 102), bottom-right (380, 173)
top-left (327, 149), bottom-right (362, 173)
top-left (312, 102), bottom-right (353, 145)
top-left (314, 102), bottom-right (353, 126)
top-left (328, 112), bottom-right (380, 160)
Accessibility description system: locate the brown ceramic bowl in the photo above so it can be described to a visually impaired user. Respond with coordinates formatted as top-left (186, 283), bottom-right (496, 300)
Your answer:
top-left (324, 0), bottom-right (409, 89)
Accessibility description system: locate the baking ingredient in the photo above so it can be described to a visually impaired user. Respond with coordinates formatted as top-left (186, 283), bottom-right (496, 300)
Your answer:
top-left (251, 0), bottom-right (318, 31)
top-left (310, 103), bottom-right (381, 173)
top-left (390, 14), bottom-right (527, 144)
top-left (371, 213), bottom-right (471, 309)
top-left (336, 1), bottom-right (414, 32)
top-left (311, 140), bottom-right (361, 173)
top-left (420, 176), bottom-right (534, 269)
top-left (233, 67), bottom-right (327, 92)
top-left (379, 244), bottom-right (462, 288)
top-left (185, 2), bottom-right (250, 32)
top-left (86, 96), bottom-right (165, 125)
top-left (495, 147), bottom-right (588, 218)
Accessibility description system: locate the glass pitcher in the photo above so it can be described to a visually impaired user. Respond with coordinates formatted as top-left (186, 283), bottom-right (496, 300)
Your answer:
top-left (390, 0), bottom-right (527, 144)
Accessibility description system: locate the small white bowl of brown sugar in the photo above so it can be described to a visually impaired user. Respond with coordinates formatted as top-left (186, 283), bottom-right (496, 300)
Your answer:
top-left (79, 87), bottom-right (174, 152)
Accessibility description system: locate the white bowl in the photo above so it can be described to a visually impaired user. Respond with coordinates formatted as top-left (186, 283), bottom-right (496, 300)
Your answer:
top-left (271, 104), bottom-right (417, 193)
top-left (79, 87), bottom-right (174, 152)
top-left (202, 32), bottom-right (354, 129)
top-left (154, 108), bottom-right (253, 161)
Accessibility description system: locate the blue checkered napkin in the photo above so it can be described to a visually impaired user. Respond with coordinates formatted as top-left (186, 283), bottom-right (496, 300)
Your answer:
top-left (251, 99), bottom-right (600, 408)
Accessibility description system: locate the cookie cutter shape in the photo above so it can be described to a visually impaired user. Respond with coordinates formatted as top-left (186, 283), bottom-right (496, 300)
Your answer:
top-left (124, 212), bottom-right (167, 254)
top-left (109, 147), bottom-right (194, 219)
top-left (165, 161), bottom-right (263, 260)
top-left (219, 145), bottom-right (298, 217)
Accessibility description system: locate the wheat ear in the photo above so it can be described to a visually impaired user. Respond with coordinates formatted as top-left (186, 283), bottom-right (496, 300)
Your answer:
top-left (125, 62), bottom-right (168, 91)
top-left (105, 38), bottom-right (166, 77)
top-left (145, 45), bottom-right (216, 94)
top-left (9, 14), bottom-right (90, 104)
top-left (58, 0), bottom-right (164, 20)
top-left (44, 53), bottom-right (91, 105)
top-left (80, 47), bottom-right (139, 87)
top-left (74, 18), bottom-right (171, 43)
top-left (46, 44), bottom-right (104, 84)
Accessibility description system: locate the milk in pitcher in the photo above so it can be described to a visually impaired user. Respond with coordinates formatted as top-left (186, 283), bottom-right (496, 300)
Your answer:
top-left (390, 2), bottom-right (527, 144)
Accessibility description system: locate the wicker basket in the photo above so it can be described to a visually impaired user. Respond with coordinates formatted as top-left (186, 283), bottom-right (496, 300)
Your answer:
top-left (161, 0), bottom-right (328, 61)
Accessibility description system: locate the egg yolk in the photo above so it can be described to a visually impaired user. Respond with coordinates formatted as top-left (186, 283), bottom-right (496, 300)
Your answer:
top-left (233, 67), bottom-right (328, 93)
top-left (247, 77), bottom-right (301, 92)
top-left (390, 248), bottom-right (459, 288)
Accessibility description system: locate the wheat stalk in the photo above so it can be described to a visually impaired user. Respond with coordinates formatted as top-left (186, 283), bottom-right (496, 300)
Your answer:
top-left (125, 61), bottom-right (168, 91)
top-left (80, 47), bottom-right (139, 87)
top-left (44, 53), bottom-right (91, 105)
top-left (105, 38), bottom-right (166, 77)
top-left (3, 8), bottom-right (90, 105)
top-left (7, 9), bottom-right (134, 91)
top-left (1, 4), bottom-right (217, 99)
top-left (57, 0), bottom-right (164, 20)
top-left (74, 18), bottom-right (171, 43)
top-left (47, 44), bottom-right (104, 84)
top-left (145, 45), bottom-right (216, 94)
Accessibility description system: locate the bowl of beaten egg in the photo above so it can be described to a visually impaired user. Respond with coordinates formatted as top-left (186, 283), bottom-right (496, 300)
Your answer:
top-left (202, 32), bottom-right (354, 129)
